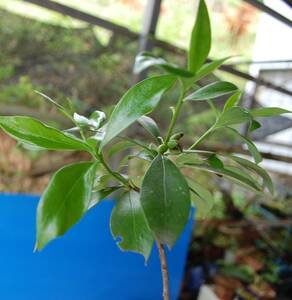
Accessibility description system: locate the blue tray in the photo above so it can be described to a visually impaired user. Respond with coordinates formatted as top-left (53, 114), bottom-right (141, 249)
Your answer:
top-left (0, 193), bottom-right (193, 300)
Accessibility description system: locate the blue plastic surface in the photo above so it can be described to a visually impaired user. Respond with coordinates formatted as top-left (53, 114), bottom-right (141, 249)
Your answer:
top-left (0, 193), bottom-right (193, 300)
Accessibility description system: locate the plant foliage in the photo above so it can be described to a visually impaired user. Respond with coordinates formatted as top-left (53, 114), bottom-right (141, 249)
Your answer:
top-left (0, 0), bottom-right (290, 298)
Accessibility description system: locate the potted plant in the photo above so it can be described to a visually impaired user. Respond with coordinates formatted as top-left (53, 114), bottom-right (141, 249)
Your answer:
top-left (0, 1), bottom-right (290, 299)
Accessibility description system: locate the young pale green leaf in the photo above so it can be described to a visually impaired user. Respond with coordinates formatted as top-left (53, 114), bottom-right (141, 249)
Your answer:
top-left (185, 81), bottom-right (238, 101)
top-left (229, 155), bottom-right (273, 194)
top-left (35, 162), bottom-right (98, 250)
top-left (188, 0), bottom-right (211, 73)
top-left (35, 91), bottom-right (73, 121)
top-left (100, 75), bottom-right (176, 149)
top-left (227, 127), bottom-right (262, 164)
top-left (194, 57), bottom-right (231, 82)
top-left (88, 186), bottom-right (121, 210)
top-left (90, 110), bottom-right (106, 127)
top-left (74, 110), bottom-right (105, 130)
top-left (137, 115), bottom-right (161, 141)
top-left (110, 190), bottom-right (154, 261)
top-left (251, 107), bottom-right (292, 118)
top-left (187, 179), bottom-right (214, 218)
top-left (223, 91), bottom-right (242, 112)
top-left (140, 155), bottom-right (191, 248)
top-left (134, 52), bottom-right (194, 77)
top-left (0, 116), bottom-right (91, 152)
top-left (215, 107), bottom-right (251, 128)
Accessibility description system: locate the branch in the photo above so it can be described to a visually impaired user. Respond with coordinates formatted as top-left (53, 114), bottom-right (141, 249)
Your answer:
top-left (156, 240), bottom-right (170, 300)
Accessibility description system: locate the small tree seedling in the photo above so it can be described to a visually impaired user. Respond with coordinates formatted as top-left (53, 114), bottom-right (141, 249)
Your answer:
top-left (0, 1), bottom-right (291, 299)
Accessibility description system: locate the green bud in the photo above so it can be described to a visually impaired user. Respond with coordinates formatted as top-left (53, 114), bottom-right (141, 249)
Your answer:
top-left (158, 144), bottom-right (168, 154)
top-left (170, 132), bottom-right (184, 141)
top-left (167, 140), bottom-right (177, 149)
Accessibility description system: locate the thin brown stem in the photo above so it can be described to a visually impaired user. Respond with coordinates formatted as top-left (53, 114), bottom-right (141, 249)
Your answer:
top-left (156, 240), bottom-right (170, 300)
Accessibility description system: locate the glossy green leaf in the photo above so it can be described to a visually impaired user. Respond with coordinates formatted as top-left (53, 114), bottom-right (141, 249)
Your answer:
top-left (194, 57), bottom-right (231, 82)
top-left (110, 190), bottom-right (154, 260)
top-left (223, 91), bottom-right (242, 112)
top-left (188, 0), bottom-right (211, 73)
top-left (229, 155), bottom-right (273, 194)
top-left (187, 179), bottom-right (214, 218)
top-left (140, 155), bottom-right (190, 248)
top-left (227, 127), bottom-right (262, 164)
top-left (100, 75), bottom-right (176, 149)
top-left (134, 52), bottom-right (193, 77)
top-left (251, 107), bottom-right (291, 118)
top-left (215, 107), bottom-right (251, 128)
top-left (185, 81), bottom-right (238, 101)
top-left (138, 115), bottom-right (161, 141)
top-left (89, 186), bottom-right (121, 210)
top-left (35, 162), bottom-right (97, 250)
top-left (181, 155), bottom-right (262, 192)
top-left (181, 150), bottom-right (273, 194)
top-left (207, 154), bottom-right (224, 168)
top-left (0, 116), bottom-right (91, 151)
top-left (249, 120), bottom-right (261, 132)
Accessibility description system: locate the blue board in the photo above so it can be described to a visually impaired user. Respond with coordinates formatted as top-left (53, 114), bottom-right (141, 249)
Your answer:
top-left (0, 193), bottom-right (193, 300)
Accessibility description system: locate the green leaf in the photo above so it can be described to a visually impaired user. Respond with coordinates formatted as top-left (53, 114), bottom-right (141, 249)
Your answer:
top-left (110, 190), bottom-right (154, 261)
top-left (188, 0), bottom-right (211, 73)
top-left (249, 120), bottom-right (261, 132)
top-left (35, 162), bottom-right (97, 250)
top-left (207, 154), bottom-right (224, 168)
top-left (89, 186), bottom-right (121, 210)
top-left (229, 155), bottom-right (273, 194)
top-left (194, 57), bottom-right (231, 82)
top-left (223, 91), bottom-right (242, 112)
top-left (0, 116), bottom-right (91, 151)
top-left (140, 155), bottom-right (190, 248)
top-left (227, 127), bottom-right (262, 164)
top-left (74, 110), bottom-right (105, 130)
top-left (137, 115), bottom-right (161, 141)
top-left (181, 155), bottom-right (262, 192)
top-left (129, 150), bottom-right (155, 162)
top-left (86, 127), bottom-right (106, 146)
top-left (187, 179), bottom-right (214, 218)
top-left (134, 52), bottom-right (193, 77)
top-left (108, 141), bottom-right (136, 158)
top-left (185, 81), bottom-right (238, 101)
top-left (35, 90), bottom-right (73, 121)
top-left (116, 137), bottom-right (156, 156)
top-left (215, 107), bottom-right (251, 127)
top-left (100, 75), bottom-right (176, 149)
top-left (251, 107), bottom-right (292, 118)
top-left (90, 110), bottom-right (106, 127)
top-left (181, 151), bottom-right (273, 194)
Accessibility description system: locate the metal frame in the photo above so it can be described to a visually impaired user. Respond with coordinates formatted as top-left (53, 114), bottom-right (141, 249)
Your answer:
top-left (136, 0), bottom-right (162, 80)
top-left (242, 0), bottom-right (292, 28)
top-left (22, 0), bottom-right (292, 98)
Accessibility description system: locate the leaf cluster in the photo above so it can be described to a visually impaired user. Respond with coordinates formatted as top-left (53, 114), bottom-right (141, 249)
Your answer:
top-left (0, 0), bottom-right (290, 261)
